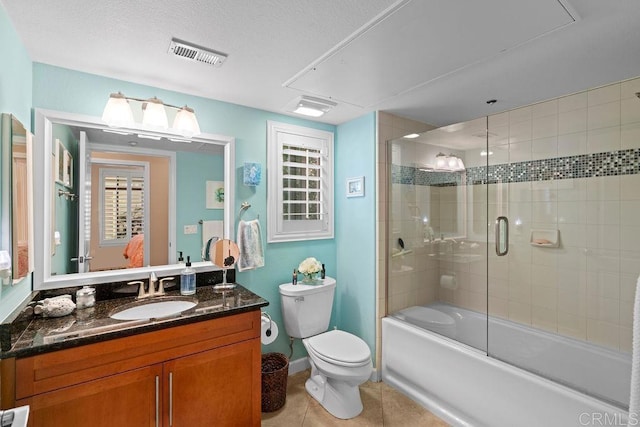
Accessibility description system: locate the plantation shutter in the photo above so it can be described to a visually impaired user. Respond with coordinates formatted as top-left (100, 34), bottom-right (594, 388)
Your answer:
top-left (101, 169), bottom-right (145, 244)
top-left (282, 144), bottom-right (323, 221)
top-left (267, 121), bottom-right (334, 242)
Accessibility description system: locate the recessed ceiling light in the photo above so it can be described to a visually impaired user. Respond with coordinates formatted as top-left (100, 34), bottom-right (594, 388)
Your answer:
top-left (287, 95), bottom-right (337, 118)
top-left (403, 133), bottom-right (420, 139)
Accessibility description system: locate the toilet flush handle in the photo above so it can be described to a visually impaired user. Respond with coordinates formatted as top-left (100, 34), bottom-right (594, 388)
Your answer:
top-left (295, 297), bottom-right (305, 303)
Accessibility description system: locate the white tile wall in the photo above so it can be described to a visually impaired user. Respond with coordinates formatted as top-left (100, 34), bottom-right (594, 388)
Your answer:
top-left (487, 78), bottom-right (640, 351)
top-left (385, 77), bottom-right (640, 354)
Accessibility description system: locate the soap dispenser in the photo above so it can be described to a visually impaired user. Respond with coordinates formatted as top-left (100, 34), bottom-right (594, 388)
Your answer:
top-left (180, 256), bottom-right (196, 295)
top-left (177, 251), bottom-right (184, 265)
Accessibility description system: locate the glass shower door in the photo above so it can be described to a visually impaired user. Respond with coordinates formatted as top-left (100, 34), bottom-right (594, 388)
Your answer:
top-left (485, 90), bottom-right (633, 408)
top-left (387, 118), bottom-right (489, 353)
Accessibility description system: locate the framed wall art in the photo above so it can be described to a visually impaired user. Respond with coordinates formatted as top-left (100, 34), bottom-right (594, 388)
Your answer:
top-left (346, 176), bottom-right (364, 198)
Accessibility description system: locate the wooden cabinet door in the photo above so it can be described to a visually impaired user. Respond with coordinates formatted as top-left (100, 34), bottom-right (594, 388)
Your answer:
top-left (164, 338), bottom-right (261, 427)
top-left (17, 365), bottom-right (162, 427)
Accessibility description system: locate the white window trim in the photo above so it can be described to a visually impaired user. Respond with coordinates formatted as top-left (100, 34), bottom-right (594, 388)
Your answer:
top-left (267, 121), bottom-right (334, 243)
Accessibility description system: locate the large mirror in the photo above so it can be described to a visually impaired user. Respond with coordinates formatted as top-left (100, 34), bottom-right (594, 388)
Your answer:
top-left (1, 114), bottom-right (34, 285)
top-left (34, 109), bottom-right (235, 290)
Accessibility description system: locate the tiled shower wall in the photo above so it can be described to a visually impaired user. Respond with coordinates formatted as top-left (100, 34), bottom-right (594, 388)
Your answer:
top-left (387, 76), bottom-right (640, 353)
top-left (376, 112), bottom-right (434, 371)
top-left (484, 77), bottom-right (640, 352)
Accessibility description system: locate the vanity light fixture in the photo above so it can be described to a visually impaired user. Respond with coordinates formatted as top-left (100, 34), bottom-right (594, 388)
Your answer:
top-left (435, 152), bottom-right (448, 170)
top-left (434, 152), bottom-right (465, 171)
top-left (451, 155), bottom-right (465, 171)
top-left (288, 95), bottom-right (337, 118)
top-left (141, 97), bottom-right (169, 129)
top-left (102, 92), bottom-right (201, 137)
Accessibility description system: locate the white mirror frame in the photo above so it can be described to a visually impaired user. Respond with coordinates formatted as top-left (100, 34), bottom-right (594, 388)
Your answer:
top-left (34, 109), bottom-right (235, 290)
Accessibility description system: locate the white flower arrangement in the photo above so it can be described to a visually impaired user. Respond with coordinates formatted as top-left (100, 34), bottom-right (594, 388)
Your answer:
top-left (298, 257), bottom-right (322, 275)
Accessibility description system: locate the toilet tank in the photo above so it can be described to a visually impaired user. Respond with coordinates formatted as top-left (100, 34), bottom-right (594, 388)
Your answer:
top-left (279, 277), bottom-right (336, 339)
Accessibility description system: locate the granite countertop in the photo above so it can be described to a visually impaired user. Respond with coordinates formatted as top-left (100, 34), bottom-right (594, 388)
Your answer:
top-left (1, 283), bottom-right (268, 359)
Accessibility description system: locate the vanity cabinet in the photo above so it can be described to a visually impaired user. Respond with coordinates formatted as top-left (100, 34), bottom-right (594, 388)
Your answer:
top-left (16, 365), bottom-right (160, 426)
top-left (2, 310), bottom-right (261, 427)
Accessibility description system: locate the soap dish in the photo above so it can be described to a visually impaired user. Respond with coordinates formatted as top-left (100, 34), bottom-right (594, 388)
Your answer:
top-left (530, 229), bottom-right (559, 248)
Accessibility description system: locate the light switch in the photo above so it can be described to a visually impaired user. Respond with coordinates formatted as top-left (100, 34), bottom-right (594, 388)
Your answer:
top-left (184, 225), bottom-right (197, 234)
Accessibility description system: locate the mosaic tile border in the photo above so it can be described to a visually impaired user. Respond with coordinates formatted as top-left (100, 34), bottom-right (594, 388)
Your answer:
top-left (392, 148), bottom-right (640, 186)
top-left (391, 164), bottom-right (462, 186)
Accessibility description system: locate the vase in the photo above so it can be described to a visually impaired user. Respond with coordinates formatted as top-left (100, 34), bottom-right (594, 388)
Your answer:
top-left (302, 272), bottom-right (319, 284)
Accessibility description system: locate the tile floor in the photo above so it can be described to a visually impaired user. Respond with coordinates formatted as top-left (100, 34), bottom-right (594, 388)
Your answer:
top-left (261, 370), bottom-right (449, 426)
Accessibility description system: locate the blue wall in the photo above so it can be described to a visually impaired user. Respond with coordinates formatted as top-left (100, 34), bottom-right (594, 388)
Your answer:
top-left (175, 151), bottom-right (224, 259)
top-left (335, 113), bottom-right (377, 359)
top-left (0, 3), bottom-right (380, 358)
top-left (0, 3), bottom-right (33, 321)
top-left (0, 4), bottom-right (31, 127)
top-left (50, 124), bottom-right (78, 275)
top-left (31, 63), bottom-right (347, 359)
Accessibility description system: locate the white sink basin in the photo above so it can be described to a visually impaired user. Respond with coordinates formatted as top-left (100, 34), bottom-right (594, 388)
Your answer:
top-left (110, 299), bottom-right (197, 321)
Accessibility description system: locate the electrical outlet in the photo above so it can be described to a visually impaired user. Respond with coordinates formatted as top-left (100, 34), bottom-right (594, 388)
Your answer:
top-left (184, 225), bottom-right (197, 234)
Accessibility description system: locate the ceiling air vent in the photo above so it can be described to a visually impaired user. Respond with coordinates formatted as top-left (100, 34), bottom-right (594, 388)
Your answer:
top-left (168, 38), bottom-right (227, 67)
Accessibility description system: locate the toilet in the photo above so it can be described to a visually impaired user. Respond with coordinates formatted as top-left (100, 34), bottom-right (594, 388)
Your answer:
top-left (279, 277), bottom-right (372, 419)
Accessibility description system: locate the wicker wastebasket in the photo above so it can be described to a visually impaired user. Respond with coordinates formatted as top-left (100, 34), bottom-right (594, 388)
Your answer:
top-left (261, 352), bottom-right (289, 412)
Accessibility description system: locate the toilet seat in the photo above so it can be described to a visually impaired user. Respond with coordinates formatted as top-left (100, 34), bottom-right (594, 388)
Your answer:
top-left (305, 330), bottom-right (371, 368)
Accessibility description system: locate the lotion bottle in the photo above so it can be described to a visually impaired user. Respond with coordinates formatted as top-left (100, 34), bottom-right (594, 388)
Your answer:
top-left (180, 256), bottom-right (196, 295)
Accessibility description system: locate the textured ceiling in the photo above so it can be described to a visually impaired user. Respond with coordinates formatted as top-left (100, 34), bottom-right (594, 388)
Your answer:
top-left (3, 0), bottom-right (640, 127)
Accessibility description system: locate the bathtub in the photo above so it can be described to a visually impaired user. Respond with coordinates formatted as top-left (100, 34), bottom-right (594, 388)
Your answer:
top-left (382, 304), bottom-right (630, 427)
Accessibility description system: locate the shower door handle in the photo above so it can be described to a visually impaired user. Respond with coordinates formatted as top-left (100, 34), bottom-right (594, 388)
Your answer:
top-left (495, 216), bottom-right (509, 256)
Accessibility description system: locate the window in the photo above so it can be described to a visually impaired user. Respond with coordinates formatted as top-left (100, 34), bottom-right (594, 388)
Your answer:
top-left (267, 121), bottom-right (334, 242)
top-left (99, 167), bottom-right (146, 245)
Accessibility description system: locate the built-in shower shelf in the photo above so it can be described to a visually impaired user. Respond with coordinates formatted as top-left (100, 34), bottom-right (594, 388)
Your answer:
top-left (530, 229), bottom-right (559, 248)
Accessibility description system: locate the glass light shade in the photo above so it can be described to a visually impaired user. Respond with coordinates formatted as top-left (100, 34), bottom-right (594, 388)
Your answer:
top-left (456, 157), bottom-right (465, 171)
top-left (173, 106), bottom-right (201, 137)
top-left (435, 153), bottom-right (447, 170)
top-left (102, 93), bottom-right (134, 128)
top-left (447, 155), bottom-right (459, 170)
top-left (293, 105), bottom-right (325, 117)
top-left (142, 98), bottom-right (169, 129)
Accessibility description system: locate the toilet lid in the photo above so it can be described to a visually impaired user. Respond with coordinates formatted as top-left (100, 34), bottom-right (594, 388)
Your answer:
top-left (306, 330), bottom-right (371, 367)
